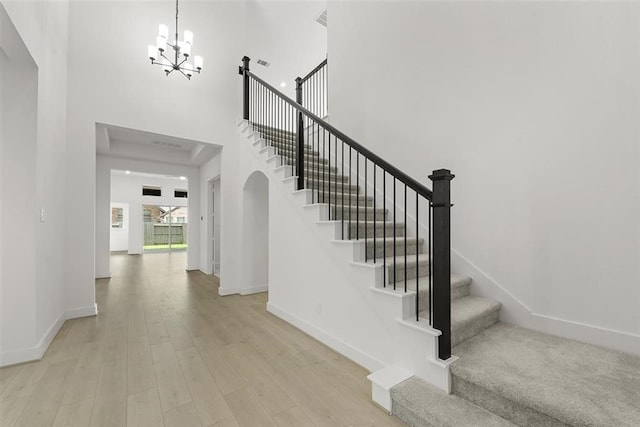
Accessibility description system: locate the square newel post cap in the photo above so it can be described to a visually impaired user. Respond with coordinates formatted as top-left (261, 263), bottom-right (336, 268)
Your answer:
top-left (241, 56), bottom-right (250, 71)
top-left (429, 169), bottom-right (455, 181)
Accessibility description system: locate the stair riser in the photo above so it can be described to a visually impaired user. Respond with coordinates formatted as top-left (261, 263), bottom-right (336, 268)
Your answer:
top-left (304, 173), bottom-right (350, 184)
top-left (265, 140), bottom-right (309, 151)
top-left (451, 309), bottom-right (499, 348)
top-left (386, 260), bottom-right (429, 283)
top-left (347, 223), bottom-right (404, 238)
top-left (332, 209), bottom-right (386, 222)
top-left (253, 126), bottom-right (295, 137)
top-left (260, 132), bottom-right (296, 141)
top-left (275, 148), bottom-right (320, 158)
top-left (410, 284), bottom-right (471, 311)
top-left (284, 158), bottom-right (329, 167)
top-left (266, 139), bottom-right (331, 155)
top-left (314, 194), bottom-right (374, 208)
top-left (452, 377), bottom-right (564, 427)
top-left (300, 165), bottom-right (339, 175)
top-left (365, 240), bottom-right (423, 259)
top-left (306, 181), bottom-right (358, 192)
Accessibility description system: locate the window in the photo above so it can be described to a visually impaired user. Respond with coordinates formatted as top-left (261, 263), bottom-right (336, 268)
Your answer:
top-left (175, 190), bottom-right (188, 198)
top-left (143, 186), bottom-right (162, 196)
top-left (111, 207), bottom-right (124, 228)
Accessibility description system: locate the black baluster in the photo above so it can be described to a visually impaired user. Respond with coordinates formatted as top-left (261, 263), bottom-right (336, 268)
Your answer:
top-left (383, 172), bottom-right (386, 287)
top-left (404, 185), bottom-right (407, 293)
top-left (393, 177), bottom-right (396, 290)
top-left (416, 191), bottom-right (419, 321)
top-left (373, 164), bottom-right (376, 263)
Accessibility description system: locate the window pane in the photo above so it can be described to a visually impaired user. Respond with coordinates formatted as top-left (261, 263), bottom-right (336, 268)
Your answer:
top-left (111, 207), bottom-right (123, 228)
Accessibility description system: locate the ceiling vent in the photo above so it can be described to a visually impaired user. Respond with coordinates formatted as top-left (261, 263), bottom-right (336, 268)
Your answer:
top-left (257, 59), bottom-right (270, 67)
top-left (315, 10), bottom-right (327, 27)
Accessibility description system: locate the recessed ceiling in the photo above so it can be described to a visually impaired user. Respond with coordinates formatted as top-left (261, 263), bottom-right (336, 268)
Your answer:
top-left (96, 123), bottom-right (220, 166)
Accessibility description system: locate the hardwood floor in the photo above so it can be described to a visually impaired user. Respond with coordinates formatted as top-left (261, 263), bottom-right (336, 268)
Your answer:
top-left (0, 252), bottom-right (405, 426)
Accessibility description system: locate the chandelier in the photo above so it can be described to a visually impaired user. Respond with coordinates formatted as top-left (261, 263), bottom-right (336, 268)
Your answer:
top-left (147, 0), bottom-right (203, 79)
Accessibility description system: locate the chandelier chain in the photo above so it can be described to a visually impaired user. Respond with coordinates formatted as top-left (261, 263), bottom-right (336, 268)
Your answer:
top-left (175, 0), bottom-right (179, 42)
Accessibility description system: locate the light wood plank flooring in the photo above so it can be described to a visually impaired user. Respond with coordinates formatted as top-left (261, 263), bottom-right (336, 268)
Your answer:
top-left (0, 252), bottom-right (405, 426)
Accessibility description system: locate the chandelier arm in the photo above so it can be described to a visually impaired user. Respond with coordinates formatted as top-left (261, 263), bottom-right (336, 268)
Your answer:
top-left (177, 68), bottom-right (191, 80)
top-left (159, 51), bottom-right (174, 66)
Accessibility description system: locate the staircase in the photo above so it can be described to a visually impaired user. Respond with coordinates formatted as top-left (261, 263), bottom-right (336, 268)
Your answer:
top-left (252, 122), bottom-right (502, 350)
top-left (238, 58), bottom-right (640, 427)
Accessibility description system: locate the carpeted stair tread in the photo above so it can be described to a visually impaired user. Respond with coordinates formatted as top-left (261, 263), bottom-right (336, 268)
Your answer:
top-left (391, 377), bottom-right (515, 427)
top-left (381, 253), bottom-right (430, 267)
top-left (451, 322), bottom-right (640, 427)
top-left (398, 273), bottom-right (471, 299)
top-left (417, 296), bottom-right (500, 347)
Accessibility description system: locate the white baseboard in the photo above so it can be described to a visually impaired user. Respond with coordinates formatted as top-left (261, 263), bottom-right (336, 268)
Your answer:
top-left (452, 248), bottom-right (640, 356)
top-left (65, 303), bottom-right (99, 319)
top-left (239, 284), bottom-right (268, 295)
top-left (218, 287), bottom-right (238, 296)
top-left (267, 301), bottom-right (385, 373)
top-left (0, 303), bottom-right (98, 368)
top-left (0, 313), bottom-right (64, 367)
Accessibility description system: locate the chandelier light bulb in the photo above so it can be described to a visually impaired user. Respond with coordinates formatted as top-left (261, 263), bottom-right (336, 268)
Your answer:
top-left (185, 64), bottom-right (193, 78)
top-left (194, 56), bottom-right (203, 70)
top-left (181, 42), bottom-right (191, 57)
top-left (156, 36), bottom-right (167, 52)
top-left (184, 30), bottom-right (193, 45)
top-left (147, 45), bottom-right (157, 61)
top-left (158, 24), bottom-right (169, 40)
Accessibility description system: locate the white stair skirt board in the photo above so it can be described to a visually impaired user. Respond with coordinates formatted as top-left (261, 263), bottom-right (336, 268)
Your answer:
top-left (239, 284), bottom-right (268, 295)
top-left (367, 367), bottom-right (413, 413)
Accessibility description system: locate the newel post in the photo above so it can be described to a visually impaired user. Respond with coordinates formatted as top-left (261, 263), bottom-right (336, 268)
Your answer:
top-left (295, 77), bottom-right (305, 191)
top-left (239, 56), bottom-right (250, 120)
top-left (429, 168), bottom-right (455, 360)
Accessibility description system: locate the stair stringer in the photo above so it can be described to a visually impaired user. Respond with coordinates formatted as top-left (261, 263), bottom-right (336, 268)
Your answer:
top-left (236, 119), bottom-right (452, 393)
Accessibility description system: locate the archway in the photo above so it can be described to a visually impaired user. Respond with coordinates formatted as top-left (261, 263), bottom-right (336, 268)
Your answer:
top-left (241, 171), bottom-right (269, 295)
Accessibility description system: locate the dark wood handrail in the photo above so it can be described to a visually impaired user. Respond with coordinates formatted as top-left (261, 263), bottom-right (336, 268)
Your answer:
top-left (300, 58), bottom-right (328, 84)
top-left (247, 70), bottom-right (433, 201)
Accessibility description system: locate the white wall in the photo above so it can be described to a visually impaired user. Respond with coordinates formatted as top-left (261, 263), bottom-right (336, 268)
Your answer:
top-left (327, 2), bottom-right (640, 353)
top-left (199, 150), bottom-right (242, 294)
top-left (96, 155), bottom-right (200, 278)
top-left (0, 0), bottom-right (73, 366)
top-left (245, 0), bottom-right (326, 99)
